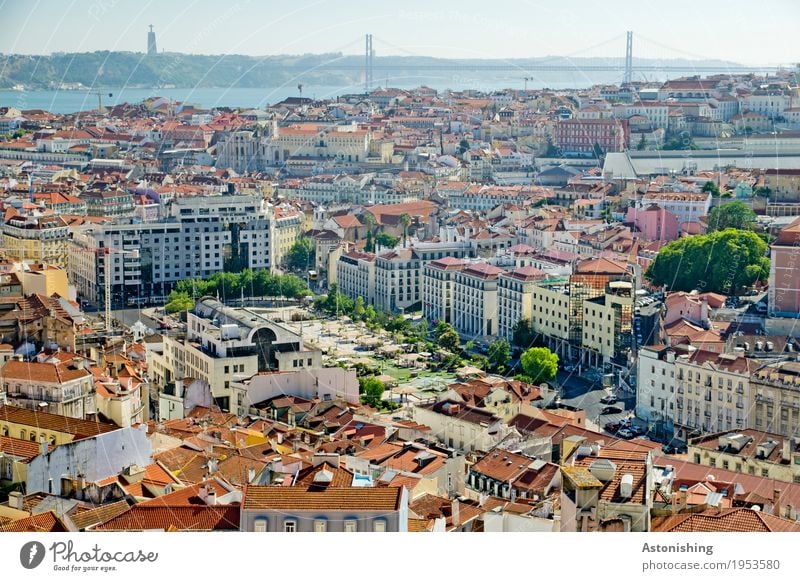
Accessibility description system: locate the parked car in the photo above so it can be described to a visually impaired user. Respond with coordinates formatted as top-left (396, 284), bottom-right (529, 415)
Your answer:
top-left (604, 421), bottom-right (621, 433)
top-left (616, 428), bottom-right (634, 439)
top-left (628, 425), bottom-right (644, 436)
top-left (663, 443), bottom-right (688, 454)
top-left (600, 405), bottom-right (623, 415)
top-left (599, 394), bottom-right (618, 405)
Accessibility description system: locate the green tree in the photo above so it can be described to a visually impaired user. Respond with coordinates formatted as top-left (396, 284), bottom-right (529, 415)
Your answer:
top-left (286, 236), bottom-right (315, 270)
top-left (439, 329), bottom-right (461, 353)
top-left (706, 201), bottom-right (757, 233)
top-left (636, 133), bottom-right (646, 151)
top-left (399, 213), bottom-right (412, 248)
top-left (375, 232), bottom-right (398, 250)
top-left (165, 291), bottom-right (194, 314)
top-left (512, 318), bottom-right (534, 349)
top-left (520, 347), bottom-right (559, 383)
top-left (353, 296), bottom-right (366, 320)
top-left (364, 229), bottom-right (374, 252)
top-left (487, 339), bottom-right (511, 373)
top-left (365, 305), bottom-right (377, 323)
top-left (645, 229), bottom-right (770, 294)
top-left (458, 138), bottom-right (470, 155)
top-left (701, 181), bottom-right (721, 196)
top-left (359, 376), bottom-right (385, 408)
top-left (592, 142), bottom-right (605, 160)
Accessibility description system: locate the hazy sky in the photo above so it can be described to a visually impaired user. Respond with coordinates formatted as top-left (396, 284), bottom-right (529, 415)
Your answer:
top-left (1, 0), bottom-right (797, 65)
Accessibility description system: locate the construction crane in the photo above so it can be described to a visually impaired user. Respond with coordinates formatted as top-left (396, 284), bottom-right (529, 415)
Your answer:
top-left (89, 91), bottom-right (114, 114)
top-left (523, 77), bottom-right (533, 91)
top-left (76, 246), bottom-right (136, 333)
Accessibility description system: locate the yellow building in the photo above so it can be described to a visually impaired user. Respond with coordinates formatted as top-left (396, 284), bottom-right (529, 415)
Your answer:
top-left (0, 404), bottom-right (117, 447)
top-left (1, 215), bottom-right (70, 269)
top-left (17, 263), bottom-right (71, 297)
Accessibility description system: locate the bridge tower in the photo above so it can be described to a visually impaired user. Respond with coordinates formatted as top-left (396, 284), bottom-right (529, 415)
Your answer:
top-left (623, 31), bottom-right (633, 84)
top-left (365, 34), bottom-right (374, 93)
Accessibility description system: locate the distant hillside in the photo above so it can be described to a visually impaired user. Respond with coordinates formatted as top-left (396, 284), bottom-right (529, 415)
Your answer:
top-left (0, 51), bottom-right (747, 90)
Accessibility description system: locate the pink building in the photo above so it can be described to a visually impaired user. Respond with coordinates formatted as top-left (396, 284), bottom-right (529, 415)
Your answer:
top-left (626, 204), bottom-right (679, 242)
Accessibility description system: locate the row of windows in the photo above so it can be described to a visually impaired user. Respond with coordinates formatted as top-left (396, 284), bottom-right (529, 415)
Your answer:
top-left (253, 518), bottom-right (386, 532)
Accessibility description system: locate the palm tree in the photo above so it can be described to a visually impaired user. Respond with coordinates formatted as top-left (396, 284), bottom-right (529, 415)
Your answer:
top-left (399, 213), bottom-right (412, 248)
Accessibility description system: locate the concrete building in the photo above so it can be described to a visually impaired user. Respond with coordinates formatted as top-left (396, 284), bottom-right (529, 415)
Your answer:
top-left (674, 351), bottom-right (755, 441)
top-left (581, 280), bottom-right (635, 369)
top-left (231, 367), bottom-right (359, 417)
top-left (336, 250), bottom-right (376, 307)
top-left (452, 263), bottom-right (503, 340)
top-left (422, 257), bottom-right (465, 325)
top-left (636, 345), bottom-right (677, 441)
top-left (149, 298), bottom-right (321, 412)
top-left (0, 360), bottom-right (94, 420)
top-left (411, 399), bottom-right (507, 453)
top-left (750, 359), bottom-right (800, 439)
top-left (639, 191), bottom-right (712, 232)
top-left (69, 196), bottom-right (293, 307)
top-left (26, 425), bottom-right (151, 495)
top-left (688, 429), bottom-right (800, 482)
top-left (2, 214), bottom-right (70, 269)
top-left (497, 266), bottom-right (546, 343)
top-left (240, 485), bottom-right (408, 532)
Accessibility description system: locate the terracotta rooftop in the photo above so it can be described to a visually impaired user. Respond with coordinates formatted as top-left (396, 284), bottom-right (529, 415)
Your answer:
top-left (96, 505), bottom-right (240, 531)
top-left (0, 511), bottom-right (67, 532)
top-left (242, 486), bottom-right (402, 511)
top-left (69, 500), bottom-right (131, 530)
top-left (653, 507), bottom-right (800, 532)
top-left (0, 405), bottom-right (118, 437)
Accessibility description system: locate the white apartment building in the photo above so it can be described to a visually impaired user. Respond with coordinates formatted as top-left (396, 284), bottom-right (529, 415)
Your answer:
top-left (674, 351), bottom-right (755, 441)
top-left (336, 250), bottom-right (376, 306)
top-left (624, 102), bottom-right (669, 130)
top-left (149, 298), bottom-right (321, 412)
top-left (497, 266), bottom-right (545, 343)
top-left (422, 257), bottom-right (465, 326)
top-left (452, 263), bottom-right (502, 340)
top-left (636, 345), bottom-right (677, 440)
top-left (639, 191), bottom-right (711, 228)
top-left (373, 243), bottom-right (473, 313)
top-left (68, 196), bottom-right (294, 307)
top-left (740, 93), bottom-right (790, 120)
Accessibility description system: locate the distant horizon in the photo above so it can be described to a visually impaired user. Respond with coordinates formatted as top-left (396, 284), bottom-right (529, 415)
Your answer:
top-left (1, 49), bottom-right (752, 67)
top-left (2, 0), bottom-right (798, 67)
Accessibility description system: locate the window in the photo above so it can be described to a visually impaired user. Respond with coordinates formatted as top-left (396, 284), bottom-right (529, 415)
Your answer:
top-left (283, 520), bottom-right (296, 532)
top-left (373, 520), bottom-right (386, 532)
top-left (313, 519), bottom-right (327, 533)
top-left (344, 520), bottom-right (357, 532)
top-left (254, 518), bottom-right (267, 532)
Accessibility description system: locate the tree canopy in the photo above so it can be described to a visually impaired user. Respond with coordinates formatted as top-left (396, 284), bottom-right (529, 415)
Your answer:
top-left (512, 318), bottom-right (535, 349)
top-left (645, 229), bottom-right (769, 294)
top-left (359, 376), bottom-right (385, 408)
top-left (706, 201), bottom-right (757, 233)
top-left (487, 339), bottom-right (511, 373)
top-left (170, 269), bottom-right (310, 304)
top-left (520, 347), bottom-right (559, 384)
top-left (286, 236), bottom-right (315, 270)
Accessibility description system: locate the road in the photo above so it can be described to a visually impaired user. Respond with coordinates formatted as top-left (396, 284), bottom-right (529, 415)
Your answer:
top-left (550, 370), bottom-right (636, 432)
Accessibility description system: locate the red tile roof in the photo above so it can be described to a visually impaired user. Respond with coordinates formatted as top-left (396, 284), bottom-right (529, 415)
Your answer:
top-left (95, 505), bottom-right (240, 531)
top-left (242, 486), bottom-right (402, 511)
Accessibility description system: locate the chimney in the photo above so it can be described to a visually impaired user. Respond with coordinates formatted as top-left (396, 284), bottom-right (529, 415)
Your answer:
top-left (8, 491), bottom-right (23, 510)
top-left (207, 459), bottom-right (219, 475)
top-left (773, 488), bottom-right (781, 514)
top-left (247, 468), bottom-right (256, 483)
top-left (679, 489), bottom-right (687, 510)
top-left (206, 488), bottom-right (217, 506)
top-left (39, 434), bottom-right (48, 455)
top-left (197, 484), bottom-right (209, 502)
top-left (451, 499), bottom-right (460, 527)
